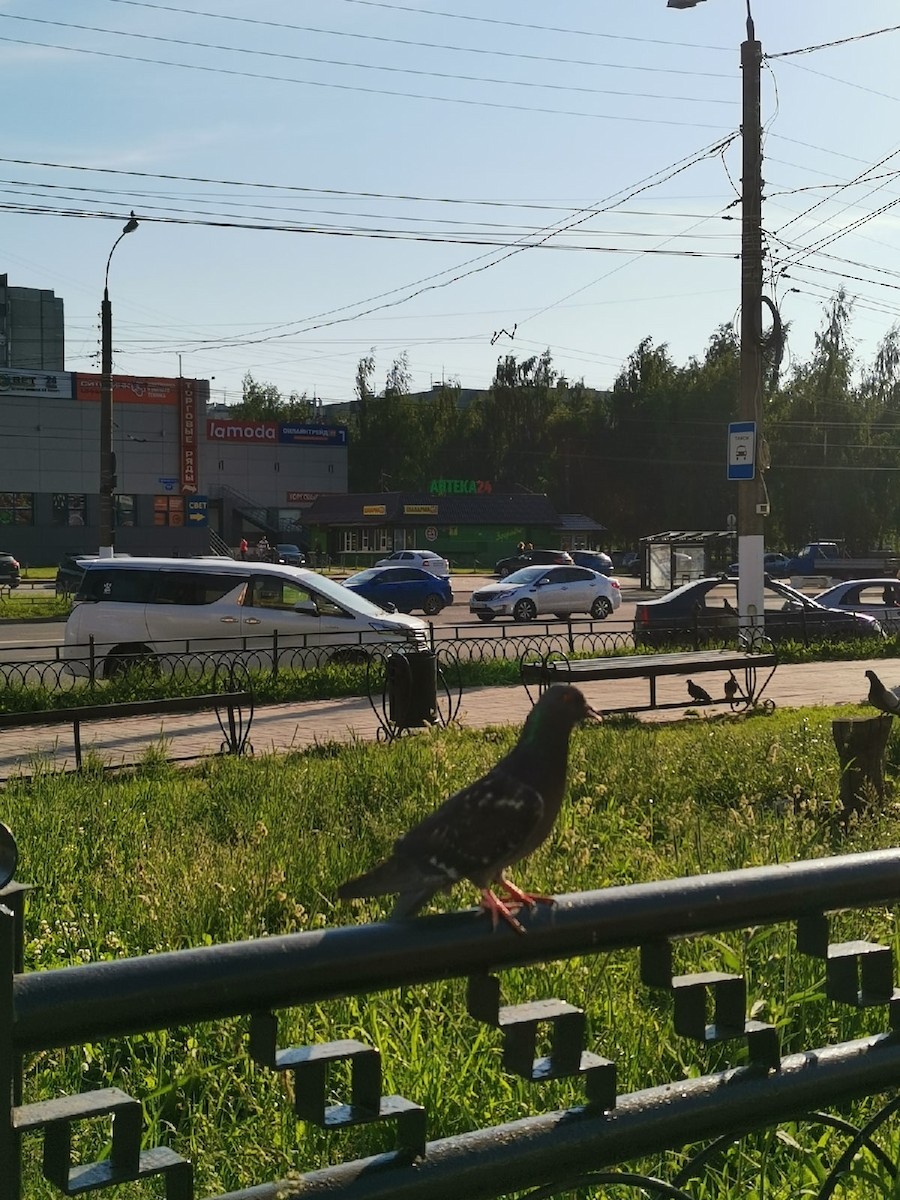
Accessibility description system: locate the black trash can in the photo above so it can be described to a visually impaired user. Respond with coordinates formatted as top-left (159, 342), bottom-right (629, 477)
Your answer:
top-left (386, 650), bottom-right (438, 728)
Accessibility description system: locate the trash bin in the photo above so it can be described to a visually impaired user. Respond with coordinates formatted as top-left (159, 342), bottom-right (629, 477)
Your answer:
top-left (386, 650), bottom-right (438, 728)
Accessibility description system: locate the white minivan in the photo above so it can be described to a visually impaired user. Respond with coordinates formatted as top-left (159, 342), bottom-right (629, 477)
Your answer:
top-left (63, 557), bottom-right (429, 677)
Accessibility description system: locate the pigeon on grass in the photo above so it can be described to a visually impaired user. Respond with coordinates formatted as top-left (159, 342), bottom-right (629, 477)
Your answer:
top-left (337, 685), bottom-right (600, 933)
top-left (687, 679), bottom-right (713, 705)
top-left (865, 670), bottom-right (900, 716)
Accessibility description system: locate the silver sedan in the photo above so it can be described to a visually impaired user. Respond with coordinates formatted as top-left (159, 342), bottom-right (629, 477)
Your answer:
top-left (469, 565), bottom-right (621, 622)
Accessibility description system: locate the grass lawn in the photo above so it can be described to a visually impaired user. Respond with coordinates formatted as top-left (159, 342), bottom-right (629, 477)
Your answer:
top-left (5, 705), bottom-right (900, 1196)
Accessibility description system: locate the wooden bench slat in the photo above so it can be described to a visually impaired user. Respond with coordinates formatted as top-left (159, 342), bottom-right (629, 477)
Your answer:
top-left (0, 693), bottom-right (251, 730)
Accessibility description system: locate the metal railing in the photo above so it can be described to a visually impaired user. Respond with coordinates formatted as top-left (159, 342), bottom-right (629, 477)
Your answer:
top-left (5, 847), bottom-right (900, 1197)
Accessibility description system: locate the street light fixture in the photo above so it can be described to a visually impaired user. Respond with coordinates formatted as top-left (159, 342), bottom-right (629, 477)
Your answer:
top-left (668, 0), bottom-right (766, 632)
top-left (99, 213), bottom-right (139, 559)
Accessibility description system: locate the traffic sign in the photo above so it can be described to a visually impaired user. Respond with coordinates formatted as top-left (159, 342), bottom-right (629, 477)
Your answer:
top-left (727, 422), bottom-right (755, 480)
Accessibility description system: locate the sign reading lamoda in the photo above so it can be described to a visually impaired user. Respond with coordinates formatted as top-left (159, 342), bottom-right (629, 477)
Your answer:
top-left (207, 419), bottom-right (278, 441)
top-left (205, 420), bottom-right (348, 446)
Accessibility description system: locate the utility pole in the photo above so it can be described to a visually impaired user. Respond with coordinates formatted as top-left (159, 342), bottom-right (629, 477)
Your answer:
top-left (738, 5), bottom-right (766, 631)
top-left (669, 0), bottom-right (767, 630)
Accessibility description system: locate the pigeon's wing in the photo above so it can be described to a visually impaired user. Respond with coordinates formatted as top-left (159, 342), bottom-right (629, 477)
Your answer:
top-left (395, 769), bottom-right (545, 886)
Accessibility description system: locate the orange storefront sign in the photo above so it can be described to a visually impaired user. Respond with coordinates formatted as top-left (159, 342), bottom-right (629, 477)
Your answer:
top-left (75, 374), bottom-right (181, 405)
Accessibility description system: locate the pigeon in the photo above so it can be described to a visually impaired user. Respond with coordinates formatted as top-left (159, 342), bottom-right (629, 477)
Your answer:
top-left (724, 672), bottom-right (739, 709)
top-left (687, 679), bottom-right (713, 705)
top-left (865, 669), bottom-right (900, 716)
top-left (337, 685), bottom-right (600, 933)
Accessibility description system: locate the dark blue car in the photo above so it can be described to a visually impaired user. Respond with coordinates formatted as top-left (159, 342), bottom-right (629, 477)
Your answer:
top-left (342, 566), bottom-right (453, 616)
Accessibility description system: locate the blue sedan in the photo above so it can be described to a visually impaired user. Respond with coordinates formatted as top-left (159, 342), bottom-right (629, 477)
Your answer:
top-left (342, 566), bottom-right (453, 616)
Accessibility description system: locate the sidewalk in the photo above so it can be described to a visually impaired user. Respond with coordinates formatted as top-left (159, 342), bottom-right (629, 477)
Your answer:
top-left (0, 656), bottom-right (893, 781)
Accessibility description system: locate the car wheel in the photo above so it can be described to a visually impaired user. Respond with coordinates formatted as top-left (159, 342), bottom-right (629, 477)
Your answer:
top-left (513, 598), bottom-right (537, 622)
top-left (475, 613), bottom-right (496, 622)
top-left (422, 593), bottom-right (444, 616)
top-left (591, 596), bottom-right (613, 620)
top-left (104, 645), bottom-right (158, 679)
top-left (329, 647), bottom-right (370, 666)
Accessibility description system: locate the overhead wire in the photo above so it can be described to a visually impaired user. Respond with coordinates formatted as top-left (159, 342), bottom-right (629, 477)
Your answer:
top-left (0, 35), bottom-right (733, 130)
top-left (0, 14), bottom-right (738, 106)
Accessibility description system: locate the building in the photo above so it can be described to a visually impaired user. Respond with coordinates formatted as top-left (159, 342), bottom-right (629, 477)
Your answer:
top-left (0, 276), bottom-right (64, 370)
top-left (0, 368), bottom-right (349, 565)
top-left (302, 490), bottom-right (571, 568)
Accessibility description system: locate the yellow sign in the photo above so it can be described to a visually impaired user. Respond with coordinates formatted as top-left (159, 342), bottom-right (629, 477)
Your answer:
top-left (404, 504), bottom-right (438, 516)
top-left (362, 505), bottom-right (386, 516)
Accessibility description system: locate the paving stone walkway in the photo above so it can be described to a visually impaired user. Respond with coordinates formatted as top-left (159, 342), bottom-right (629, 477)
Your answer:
top-left (0, 655), bottom-right (894, 781)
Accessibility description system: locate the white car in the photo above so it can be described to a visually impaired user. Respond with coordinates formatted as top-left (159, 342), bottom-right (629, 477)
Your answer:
top-left (63, 558), bottom-right (428, 677)
top-left (469, 565), bottom-right (621, 622)
top-left (374, 549), bottom-right (450, 577)
top-left (813, 578), bottom-right (900, 627)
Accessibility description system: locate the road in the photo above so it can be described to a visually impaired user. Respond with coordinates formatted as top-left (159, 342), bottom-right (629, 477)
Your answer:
top-left (0, 576), bottom-right (641, 666)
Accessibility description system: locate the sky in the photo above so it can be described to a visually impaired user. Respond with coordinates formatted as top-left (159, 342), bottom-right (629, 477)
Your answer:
top-left (3, 0), bottom-right (900, 409)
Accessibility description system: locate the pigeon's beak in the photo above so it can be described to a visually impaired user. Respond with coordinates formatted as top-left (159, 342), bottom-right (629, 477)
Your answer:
top-left (582, 704), bottom-right (602, 725)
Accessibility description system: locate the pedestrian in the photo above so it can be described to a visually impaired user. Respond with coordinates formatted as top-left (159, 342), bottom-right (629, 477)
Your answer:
top-left (239, 537), bottom-right (248, 560)
top-left (257, 536), bottom-right (269, 560)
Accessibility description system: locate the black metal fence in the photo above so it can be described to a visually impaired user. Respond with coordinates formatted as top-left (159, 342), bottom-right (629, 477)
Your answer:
top-left (5, 847), bottom-right (900, 1198)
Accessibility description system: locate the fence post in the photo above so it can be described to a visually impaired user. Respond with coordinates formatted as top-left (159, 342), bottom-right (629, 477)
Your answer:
top-left (272, 630), bottom-right (279, 681)
top-left (88, 635), bottom-right (96, 687)
top-left (0, 897), bottom-right (19, 1200)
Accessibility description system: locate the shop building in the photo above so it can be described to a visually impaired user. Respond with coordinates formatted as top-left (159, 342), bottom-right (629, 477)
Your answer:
top-left (0, 369), bottom-right (348, 565)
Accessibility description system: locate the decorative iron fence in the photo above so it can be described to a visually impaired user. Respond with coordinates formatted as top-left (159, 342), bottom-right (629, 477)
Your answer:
top-left (5, 845), bottom-right (900, 1198)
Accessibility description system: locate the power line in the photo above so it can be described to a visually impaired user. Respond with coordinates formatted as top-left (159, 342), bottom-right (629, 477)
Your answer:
top-left (0, 35), bottom-right (734, 130)
top-left (68, 1), bottom-right (744, 80)
top-left (0, 15), bottom-right (737, 106)
top-left (768, 23), bottom-right (900, 60)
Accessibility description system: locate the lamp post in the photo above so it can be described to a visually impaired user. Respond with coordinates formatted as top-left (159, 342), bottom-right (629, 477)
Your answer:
top-left (668, 0), bottom-right (766, 629)
top-left (99, 213), bottom-right (139, 559)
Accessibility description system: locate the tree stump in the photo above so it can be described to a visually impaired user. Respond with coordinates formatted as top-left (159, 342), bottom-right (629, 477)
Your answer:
top-left (831, 715), bottom-right (893, 821)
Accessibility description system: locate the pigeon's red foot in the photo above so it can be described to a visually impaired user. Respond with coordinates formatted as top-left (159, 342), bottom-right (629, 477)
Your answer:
top-left (480, 888), bottom-right (527, 934)
top-left (498, 877), bottom-right (555, 908)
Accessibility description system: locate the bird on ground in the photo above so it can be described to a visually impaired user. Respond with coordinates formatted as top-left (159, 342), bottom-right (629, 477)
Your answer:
top-left (337, 685), bottom-right (601, 933)
top-left (865, 669), bottom-right (900, 716)
top-left (724, 672), bottom-right (739, 709)
top-left (687, 679), bottom-right (713, 705)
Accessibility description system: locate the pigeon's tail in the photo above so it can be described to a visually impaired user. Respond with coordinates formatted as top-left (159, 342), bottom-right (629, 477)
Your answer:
top-left (337, 855), bottom-right (414, 900)
top-left (338, 852), bottom-right (448, 902)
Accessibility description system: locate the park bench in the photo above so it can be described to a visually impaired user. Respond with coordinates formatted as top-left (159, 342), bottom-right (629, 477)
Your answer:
top-left (520, 646), bottom-right (778, 715)
top-left (0, 691), bottom-right (253, 769)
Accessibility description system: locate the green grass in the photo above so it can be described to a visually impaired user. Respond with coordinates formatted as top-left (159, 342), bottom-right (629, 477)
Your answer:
top-left (6, 705), bottom-right (900, 1196)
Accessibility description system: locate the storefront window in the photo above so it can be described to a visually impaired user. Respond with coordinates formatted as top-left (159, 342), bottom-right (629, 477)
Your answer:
top-left (52, 493), bottom-right (87, 527)
top-left (153, 495), bottom-right (184, 527)
top-left (114, 495), bottom-right (136, 527)
top-left (0, 493), bottom-right (33, 526)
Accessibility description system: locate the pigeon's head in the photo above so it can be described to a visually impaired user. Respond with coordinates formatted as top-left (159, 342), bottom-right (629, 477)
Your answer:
top-left (532, 685), bottom-right (601, 732)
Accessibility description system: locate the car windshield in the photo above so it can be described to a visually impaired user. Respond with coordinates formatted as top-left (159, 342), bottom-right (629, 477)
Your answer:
top-left (303, 570), bottom-right (403, 619)
top-left (277, 544), bottom-right (300, 554)
top-left (501, 566), bottom-right (552, 585)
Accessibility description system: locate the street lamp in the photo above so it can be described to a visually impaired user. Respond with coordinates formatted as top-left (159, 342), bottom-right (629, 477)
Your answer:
top-left (99, 213), bottom-right (139, 559)
top-left (668, 0), bottom-right (766, 632)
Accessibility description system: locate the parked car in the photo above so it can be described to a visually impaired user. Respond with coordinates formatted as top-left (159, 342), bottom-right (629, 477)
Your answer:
top-left (62, 558), bottom-right (428, 678)
top-left (633, 576), bottom-right (885, 647)
top-left (812, 578), bottom-right (900, 627)
top-left (276, 543), bottom-right (306, 566)
top-left (470, 565), bottom-right (620, 622)
top-left (374, 549), bottom-right (450, 577)
top-left (0, 552), bottom-right (21, 589)
top-left (571, 550), bottom-right (613, 575)
top-left (56, 553), bottom-right (99, 596)
top-left (726, 552), bottom-right (791, 577)
top-left (343, 566), bottom-right (453, 616)
top-left (494, 549), bottom-right (573, 578)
